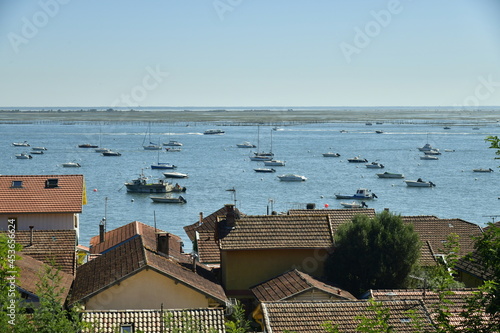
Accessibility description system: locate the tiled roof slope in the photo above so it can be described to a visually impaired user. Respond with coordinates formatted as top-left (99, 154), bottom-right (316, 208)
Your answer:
top-left (1, 230), bottom-right (77, 275)
top-left (197, 230), bottom-right (220, 264)
top-left (184, 206), bottom-right (244, 241)
top-left (455, 252), bottom-right (494, 281)
top-left (83, 308), bottom-right (226, 333)
top-left (288, 208), bottom-right (376, 230)
top-left (261, 300), bottom-right (433, 333)
top-left (251, 269), bottom-right (355, 302)
top-left (69, 236), bottom-right (227, 305)
top-left (16, 253), bottom-right (74, 303)
top-left (219, 214), bottom-right (333, 250)
top-left (402, 216), bottom-right (483, 256)
top-left (0, 175), bottom-right (84, 213)
top-left (89, 221), bottom-right (186, 262)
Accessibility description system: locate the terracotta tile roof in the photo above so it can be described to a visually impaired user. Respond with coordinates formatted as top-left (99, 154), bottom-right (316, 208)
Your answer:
top-left (89, 221), bottom-right (186, 262)
top-left (1, 229), bottom-right (77, 275)
top-left (83, 308), bottom-right (226, 333)
top-left (16, 253), bottom-right (74, 303)
top-left (197, 230), bottom-right (220, 264)
top-left (288, 208), bottom-right (376, 230)
top-left (219, 214), bottom-right (334, 250)
top-left (455, 252), bottom-right (493, 281)
top-left (261, 300), bottom-right (433, 332)
top-left (184, 206), bottom-right (245, 241)
top-left (420, 241), bottom-right (439, 266)
top-left (0, 175), bottom-right (84, 213)
top-left (69, 236), bottom-right (227, 305)
top-left (402, 216), bottom-right (483, 256)
top-left (251, 269), bottom-right (355, 302)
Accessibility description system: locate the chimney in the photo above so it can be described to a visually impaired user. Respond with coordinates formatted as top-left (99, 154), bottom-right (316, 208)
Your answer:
top-left (198, 212), bottom-right (203, 226)
top-left (157, 233), bottom-right (170, 256)
top-left (306, 203), bottom-right (316, 210)
top-left (29, 226), bottom-right (34, 246)
top-left (191, 253), bottom-right (197, 273)
top-left (99, 218), bottom-right (106, 243)
top-left (225, 204), bottom-right (236, 228)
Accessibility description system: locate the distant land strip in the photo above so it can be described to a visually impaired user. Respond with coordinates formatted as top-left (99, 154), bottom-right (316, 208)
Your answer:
top-left (0, 109), bottom-right (499, 124)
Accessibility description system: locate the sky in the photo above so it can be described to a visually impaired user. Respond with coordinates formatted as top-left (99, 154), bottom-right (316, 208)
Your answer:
top-left (1, 0), bottom-right (500, 107)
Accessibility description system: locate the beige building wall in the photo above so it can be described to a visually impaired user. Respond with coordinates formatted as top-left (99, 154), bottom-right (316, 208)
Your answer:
top-left (222, 248), bottom-right (330, 294)
top-left (0, 213), bottom-right (77, 231)
top-left (85, 268), bottom-right (212, 310)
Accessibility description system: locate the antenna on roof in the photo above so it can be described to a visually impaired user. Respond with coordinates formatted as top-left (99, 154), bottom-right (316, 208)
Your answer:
top-left (226, 187), bottom-right (237, 206)
top-left (483, 215), bottom-right (500, 223)
top-left (154, 210), bottom-right (157, 233)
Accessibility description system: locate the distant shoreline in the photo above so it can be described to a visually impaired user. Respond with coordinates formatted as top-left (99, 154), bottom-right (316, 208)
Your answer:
top-left (0, 109), bottom-right (498, 123)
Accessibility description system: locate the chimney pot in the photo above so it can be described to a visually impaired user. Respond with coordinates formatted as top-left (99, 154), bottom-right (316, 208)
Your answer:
top-left (225, 204), bottom-right (236, 227)
top-left (157, 233), bottom-right (170, 256)
top-left (199, 212), bottom-right (203, 226)
top-left (29, 226), bottom-right (34, 246)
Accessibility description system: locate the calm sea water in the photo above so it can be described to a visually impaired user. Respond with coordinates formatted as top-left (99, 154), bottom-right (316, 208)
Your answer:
top-left (2, 121), bottom-right (499, 251)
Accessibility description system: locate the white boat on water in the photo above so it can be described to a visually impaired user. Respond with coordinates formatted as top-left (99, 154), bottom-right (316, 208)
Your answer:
top-left (277, 174), bottom-right (307, 182)
top-left (254, 168), bottom-right (276, 173)
top-left (236, 141), bottom-right (256, 148)
top-left (95, 147), bottom-right (111, 153)
top-left (151, 162), bottom-right (177, 170)
top-left (335, 188), bottom-right (377, 200)
top-left (418, 143), bottom-right (439, 152)
top-left (31, 146), bottom-right (47, 151)
top-left (163, 171), bottom-right (188, 178)
top-left (340, 201), bottom-right (368, 208)
top-left (250, 154), bottom-right (273, 161)
top-left (163, 140), bottom-right (183, 146)
top-left (150, 195), bottom-right (187, 203)
top-left (264, 159), bottom-right (286, 166)
top-left (323, 152), bottom-right (340, 157)
top-left (15, 152), bottom-right (32, 159)
top-left (376, 172), bottom-right (404, 179)
top-left (366, 162), bottom-right (384, 169)
top-left (405, 179), bottom-right (436, 187)
top-left (12, 141), bottom-right (30, 147)
top-left (62, 162), bottom-right (81, 167)
top-left (347, 156), bottom-right (368, 163)
top-left (473, 168), bottom-right (493, 173)
top-left (102, 151), bottom-right (121, 156)
top-left (424, 150), bottom-right (441, 155)
top-left (420, 155), bottom-right (439, 160)
top-left (143, 143), bottom-right (162, 150)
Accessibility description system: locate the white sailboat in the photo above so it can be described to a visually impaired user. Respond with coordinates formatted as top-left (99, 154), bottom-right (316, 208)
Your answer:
top-left (143, 123), bottom-right (162, 150)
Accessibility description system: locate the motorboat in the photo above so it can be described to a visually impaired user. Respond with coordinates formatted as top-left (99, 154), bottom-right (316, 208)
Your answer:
top-left (420, 155), bottom-right (439, 160)
top-left (473, 168), bottom-right (494, 173)
top-left (163, 140), bottom-right (183, 146)
top-left (365, 122), bottom-right (372, 125)
top-left (31, 147), bottom-right (47, 151)
top-left (15, 152), bottom-right (32, 159)
top-left (335, 188), bottom-right (377, 200)
top-left (340, 201), bottom-right (368, 208)
top-left (125, 173), bottom-right (174, 193)
top-left (95, 147), bottom-right (111, 153)
top-left (323, 152), bottom-right (340, 157)
top-left (12, 141), bottom-right (30, 147)
top-left (375, 130), bottom-right (384, 134)
top-left (339, 130), bottom-right (348, 133)
top-left (264, 160), bottom-right (286, 166)
top-left (249, 154), bottom-right (273, 162)
top-left (366, 162), bottom-right (384, 169)
top-left (78, 143), bottom-right (98, 148)
top-left (417, 143), bottom-right (438, 152)
top-left (62, 162), bottom-right (81, 167)
top-left (102, 151), bottom-right (121, 156)
top-left (150, 195), bottom-right (187, 204)
top-left (30, 150), bottom-right (44, 155)
top-left (254, 168), bottom-right (276, 173)
top-left (151, 162), bottom-right (177, 170)
top-left (143, 143), bottom-right (162, 150)
top-left (376, 172), bottom-right (404, 179)
top-left (444, 149), bottom-right (455, 152)
top-left (203, 129), bottom-right (225, 135)
top-left (424, 150), bottom-right (441, 155)
top-left (277, 174), bottom-right (307, 182)
top-left (443, 126), bottom-right (451, 130)
top-left (347, 156), bottom-right (368, 163)
top-left (236, 142), bottom-right (256, 148)
top-left (163, 172), bottom-right (188, 178)
top-left (404, 179), bottom-right (436, 187)
top-left (165, 147), bottom-right (182, 152)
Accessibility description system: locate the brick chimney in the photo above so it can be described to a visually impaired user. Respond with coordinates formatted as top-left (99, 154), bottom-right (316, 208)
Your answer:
top-left (225, 204), bottom-right (237, 228)
top-left (157, 233), bottom-right (170, 256)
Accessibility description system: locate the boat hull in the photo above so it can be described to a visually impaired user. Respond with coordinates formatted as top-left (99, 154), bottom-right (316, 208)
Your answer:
top-left (150, 195), bottom-right (187, 203)
top-left (377, 173), bottom-right (404, 179)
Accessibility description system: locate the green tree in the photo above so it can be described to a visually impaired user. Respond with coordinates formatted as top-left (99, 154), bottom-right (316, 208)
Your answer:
top-left (485, 135), bottom-right (500, 162)
top-left (324, 211), bottom-right (421, 296)
top-left (225, 300), bottom-right (251, 333)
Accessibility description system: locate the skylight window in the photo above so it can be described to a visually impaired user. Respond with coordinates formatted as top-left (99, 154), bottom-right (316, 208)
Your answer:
top-left (11, 180), bottom-right (23, 188)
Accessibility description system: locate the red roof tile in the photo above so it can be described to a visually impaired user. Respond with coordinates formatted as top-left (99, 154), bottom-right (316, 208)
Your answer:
top-left (288, 208), bottom-right (376, 231)
top-left (0, 175), bottom-right (84, 213)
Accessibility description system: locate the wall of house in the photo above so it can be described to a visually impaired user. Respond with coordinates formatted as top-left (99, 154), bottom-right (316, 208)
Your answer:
top-left (85, 268), bottom-right (213, 310)
top-left (222, 248), bottom-right (330, 296)
top-left (0, 213), bottom-right (77, 231)
top-left (456, 270), bottom-right (484, 288)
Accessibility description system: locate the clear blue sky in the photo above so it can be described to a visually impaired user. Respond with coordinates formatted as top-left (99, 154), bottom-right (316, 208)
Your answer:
top-left (1, 0), bottom-right (499, 107)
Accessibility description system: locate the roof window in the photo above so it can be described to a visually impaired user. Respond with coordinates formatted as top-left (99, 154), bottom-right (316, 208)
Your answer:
top-left (45, 178), bottom-right (59, 188)
top-left (11, 180), bottom-right (23, 188)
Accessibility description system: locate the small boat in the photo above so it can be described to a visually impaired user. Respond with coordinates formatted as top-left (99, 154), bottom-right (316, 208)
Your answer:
top-left (417, 143), bottom-right (438, 152)
top-left (444, 149), bottom-right (455, 152)
top-left (366, 162), bottom-right (384, 169)
top-left (472, 127), bottom-right (480, 130)
top-left (102, 151), bottom-right (121, 156)
top-left (264, 160), bottom-right (286, 166)
top-left (249, 154), bottom-right (273, 161)
top-left (12, 141), bottom-right (30, 147)
top-left (150, 195), bottom-right (187, 204)
top-left (473, 168), bottom-right (494, 173)
top-left (163, 140), bottom-right (183, 146)
top-left (405, 179), bottom-right (436, 187)
top-left (339, 130), bottom-right (348, 133)
top-left (443, 126), bottom-right (451, 130)
top-left (204, 129), bottom-right (225, 135)
top-left (347, 156), bottom-right (368, 163)
top-left (254, 168), bottom-right (276, 173)
top-left (377, 172), bottom-right (404, 179)
top-left (62, 162), bottom-right (81, 167)
top-left (30, 150), bottom-right (44, 155)
top-left (78, 143), bottom-right (98, 148)
top-left (277, 174), bottom-right (307, 181)
top-left (236, 142), bottom-right (256, 148)
top-left (365, 122), bottom-right (372, 125)
top-left (31, 147), bottom-right (47, 151)
top-left (335, 188), bottom-right (377, 200)
top-left (323, 152), bottom-right (340, 157)
top-left (125, 172), bottom-right (173, 193)
top-left (375, 130), bottom-right (384, 134)
top-left (420, 155), bottom-right (439, 160)
top-left (424, 150), bottom-right (441, 155)
top-left (143, 143), bottom-right (162, 150)
top-left (165, 147), bottom-right (182, 152)
top-left (340, 201), bottom-right (368, 209)
top-left (95, 147), bottom-right (111, 153)
top-left (151, 162), bottom-right (177, 170)
top-left (163, 172), bottom-right (188, 178)
top-left (15, 152), bottom-right (32, 159)
top-left (375, 122), bottom-right (383, 125)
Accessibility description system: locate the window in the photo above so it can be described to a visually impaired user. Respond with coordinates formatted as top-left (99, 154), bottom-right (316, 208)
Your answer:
top-left (11, 180), bottom-right (23, 188)
top-left (120, 324), bottom-right (134, 333)
top-left (45, 178), bottom-right (59, 188)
